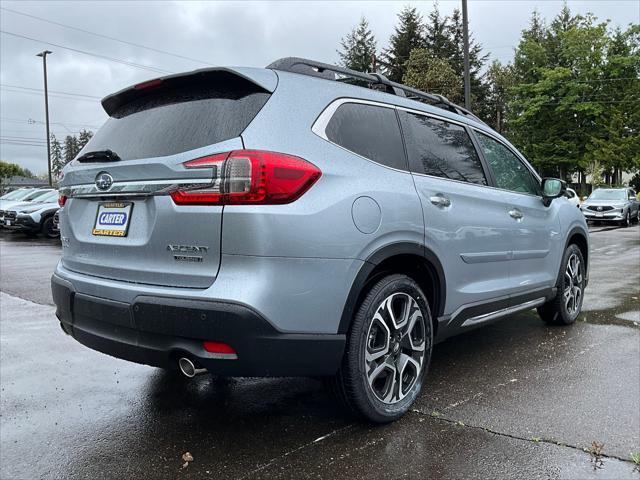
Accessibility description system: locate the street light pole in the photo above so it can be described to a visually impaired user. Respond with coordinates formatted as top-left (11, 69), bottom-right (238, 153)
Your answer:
top-left (36, 50), bottom-right (53, 186)
top-left (462, 0), bottom-right (471, 110)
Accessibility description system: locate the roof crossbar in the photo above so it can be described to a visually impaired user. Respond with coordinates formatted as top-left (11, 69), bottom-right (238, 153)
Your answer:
top-left (266, 57), bottom-right (485, 125)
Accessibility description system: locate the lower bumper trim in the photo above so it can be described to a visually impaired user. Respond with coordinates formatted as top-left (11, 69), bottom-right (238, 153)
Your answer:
top-left (51, 275), bottom-right (345, 377)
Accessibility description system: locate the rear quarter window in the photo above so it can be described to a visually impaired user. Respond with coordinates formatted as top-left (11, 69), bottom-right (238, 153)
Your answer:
top-left (82, 74), bottom-right (270, 160)
top-left (324, 103), bottom-right (407, 171)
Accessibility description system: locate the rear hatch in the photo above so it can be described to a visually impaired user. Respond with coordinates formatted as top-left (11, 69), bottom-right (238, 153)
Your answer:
top-left (59, 68), bottom-right (275, 288)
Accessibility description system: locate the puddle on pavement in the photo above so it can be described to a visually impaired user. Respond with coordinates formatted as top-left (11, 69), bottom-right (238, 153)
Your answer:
top-left (578, 309), bottom-right (640, 329)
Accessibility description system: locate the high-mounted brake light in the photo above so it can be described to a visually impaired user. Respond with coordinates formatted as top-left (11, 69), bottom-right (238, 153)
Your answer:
top-left (58, 194), bottom-right (67, 207)
top-left (134, 78), bottom-right (163, 90)
top-left (170, 150), bottom-right (321, 206)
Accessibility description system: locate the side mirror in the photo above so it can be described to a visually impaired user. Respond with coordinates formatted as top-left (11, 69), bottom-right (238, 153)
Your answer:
top-left (541, 178), bottom-right (566, 207)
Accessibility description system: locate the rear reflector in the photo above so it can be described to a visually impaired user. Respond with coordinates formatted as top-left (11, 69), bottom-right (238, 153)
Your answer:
top-left (171, 150), bottom-right (321, 206)
top-left (203, 341), bottom-right (237, 359)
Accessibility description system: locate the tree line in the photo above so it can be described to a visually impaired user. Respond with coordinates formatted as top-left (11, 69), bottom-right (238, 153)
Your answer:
top-left (50, 129), bottom-right (94, 179)
top-left (337, 5), bottom-right (639, 191)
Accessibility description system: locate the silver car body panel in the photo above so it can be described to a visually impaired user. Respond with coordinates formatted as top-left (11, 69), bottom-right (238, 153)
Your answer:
top-left (55, 66), bottom-right (589, 336)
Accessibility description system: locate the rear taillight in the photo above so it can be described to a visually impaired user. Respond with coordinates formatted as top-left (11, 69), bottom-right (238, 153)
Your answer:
top-left (58, 194), bottom-right (67, 207)
top-left (170, 150), bottom-right (321, 206)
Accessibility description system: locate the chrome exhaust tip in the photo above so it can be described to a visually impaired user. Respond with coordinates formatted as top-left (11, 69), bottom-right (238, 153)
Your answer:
top-left (178, 357), bottom-right (207, 378)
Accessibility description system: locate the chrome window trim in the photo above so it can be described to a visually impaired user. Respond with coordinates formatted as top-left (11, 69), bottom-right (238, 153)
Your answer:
top-left (395, 106), bottom-right (490, 187)
top-left (311, 97), bottom-right (410, 175)
top-left (60, 177), bottom-right (215, 198)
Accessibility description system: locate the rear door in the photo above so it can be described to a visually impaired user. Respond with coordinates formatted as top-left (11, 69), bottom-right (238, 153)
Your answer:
top-left (59, 70), bottom-right (273, 288)
top-left (473, 130), bottom-right (560, 294)
top-left (398, 109), bottom-right (513, 312)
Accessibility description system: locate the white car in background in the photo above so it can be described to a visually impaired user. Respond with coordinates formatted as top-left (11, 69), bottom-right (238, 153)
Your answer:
top-left (0, 188), bottom-right (55, 214)
top-left (1, 188), bottom-right (55, 225)
top-left (565, 188), bottom-right (581, 208)
top-left (2, 190), bottom-right (60, 237)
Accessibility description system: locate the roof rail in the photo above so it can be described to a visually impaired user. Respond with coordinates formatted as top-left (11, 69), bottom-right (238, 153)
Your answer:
top-left (266, 57), bottom-right (486, 125)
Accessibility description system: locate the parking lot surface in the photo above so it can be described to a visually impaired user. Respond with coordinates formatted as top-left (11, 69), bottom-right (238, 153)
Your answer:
top-left (1, 224), bottom-right (639, 479)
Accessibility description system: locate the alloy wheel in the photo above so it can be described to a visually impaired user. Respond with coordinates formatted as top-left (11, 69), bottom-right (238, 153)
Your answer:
top-left (563, 253), bottom-right (583, 317)
top-left (365, 293), bottom-right (426, 404)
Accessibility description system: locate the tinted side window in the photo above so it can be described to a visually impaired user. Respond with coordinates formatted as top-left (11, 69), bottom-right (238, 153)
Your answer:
top-left (325, 103), bottom-right (406, 170)
top-left (399, 111), bottom-right (487, 185)
top-left (476, 132), bottom-right (540, 196)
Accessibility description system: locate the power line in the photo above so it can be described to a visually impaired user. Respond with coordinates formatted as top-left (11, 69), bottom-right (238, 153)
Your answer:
top-left (1, 6), bottom-right (215, 67)
top-left (1, 117), bottom-right (101, 129)
top-left (1, 30), bottom-right (173, 74)
top-left (1, 135), bottom-right (48, 142)
top-left (0, 142), bottom-right (47, 148)
top-left (539, 98), bottom-right (639, 106)
top-left (1, 83), bottom-right (101, 99)
top-left (1, 87), bottom-right (100, 103)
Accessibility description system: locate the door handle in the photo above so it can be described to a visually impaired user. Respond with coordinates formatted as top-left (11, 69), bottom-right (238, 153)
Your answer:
top-left (430, 195), bottom-right (451, 208)
top-left (509, 208), bottom-right (524, 220)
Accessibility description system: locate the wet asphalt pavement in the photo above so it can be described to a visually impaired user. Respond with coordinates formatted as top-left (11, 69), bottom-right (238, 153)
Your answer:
top-left (0, 224), bottom-right (639, 479)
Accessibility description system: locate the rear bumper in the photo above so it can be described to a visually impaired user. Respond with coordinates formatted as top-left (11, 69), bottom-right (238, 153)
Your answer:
top-left (51, 274), bottom-right (345, 376)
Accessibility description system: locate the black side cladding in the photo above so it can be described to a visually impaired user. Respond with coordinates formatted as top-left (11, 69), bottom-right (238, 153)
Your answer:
top-left (84, 71), bottom-right (271, 161)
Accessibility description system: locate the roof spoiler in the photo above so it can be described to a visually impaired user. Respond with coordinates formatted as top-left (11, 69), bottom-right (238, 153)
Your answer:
top-left (101, 67), bottom-right (277, 116)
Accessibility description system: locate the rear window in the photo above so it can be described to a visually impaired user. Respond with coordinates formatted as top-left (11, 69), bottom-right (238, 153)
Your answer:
top-left (81, 74), bottom-right (270, 160)
top-left (325, 103), bottom-right (406, 170)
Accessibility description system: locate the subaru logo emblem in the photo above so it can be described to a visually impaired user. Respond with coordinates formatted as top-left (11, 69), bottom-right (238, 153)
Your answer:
top-left (95, 172), bottom-right (113, 191)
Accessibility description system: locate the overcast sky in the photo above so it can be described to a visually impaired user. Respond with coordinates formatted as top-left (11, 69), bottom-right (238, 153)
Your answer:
top-left (1, 0), bottom-right (638, 175)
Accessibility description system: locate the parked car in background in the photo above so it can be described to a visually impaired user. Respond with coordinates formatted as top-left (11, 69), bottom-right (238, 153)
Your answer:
top-left (565, 188), bottom-right (580, 208)
top-left (52, 210), bottom-right (60, 235)
top-left (3, 190), bottom-right (60, 237)
top-left (580, 187), bottom-right (639, 227)
top-left (0, 188), bottom-right (55, 226)
top-left (0, 187), bottom-right (35, 202)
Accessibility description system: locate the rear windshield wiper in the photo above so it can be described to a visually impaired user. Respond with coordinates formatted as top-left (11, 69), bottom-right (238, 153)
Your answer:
top-left (77, 149), bottom-right (121, 163)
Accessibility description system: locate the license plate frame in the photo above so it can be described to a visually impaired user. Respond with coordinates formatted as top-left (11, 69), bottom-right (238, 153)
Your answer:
top-left (92, 202), bottom-right (133, 237)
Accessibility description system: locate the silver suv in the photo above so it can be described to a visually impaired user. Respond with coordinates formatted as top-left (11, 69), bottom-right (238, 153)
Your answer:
top-left (52, 58), bottom-right (589, 422)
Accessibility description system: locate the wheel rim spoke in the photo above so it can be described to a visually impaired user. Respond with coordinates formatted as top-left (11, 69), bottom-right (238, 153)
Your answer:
top-left (564, 253), bottom-right (583, 316)
top-left (365, 315), bottom-right (390, 363)
top-left (364, 291), bottom-right (428, 405)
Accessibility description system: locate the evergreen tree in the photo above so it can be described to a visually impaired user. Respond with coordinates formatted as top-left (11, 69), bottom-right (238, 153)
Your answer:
top-left (446, 8), bottom-right (490, 111)
top-left (63, 135), bottom-right (79, 165)
top-left (484, 60), bottom-right (515, 133)
top-left (50, 134), bottom-right (64, 180)
top-left (383, 6), bottom-right (426, 82)
top-left (78, 129), bottom-right (94, 150)
top-left (424, 2), bottom-right (451, 58)
top-left (506, 7), bottom-right (636, 183)
top-left (338, 17), bottom-right (377, 72)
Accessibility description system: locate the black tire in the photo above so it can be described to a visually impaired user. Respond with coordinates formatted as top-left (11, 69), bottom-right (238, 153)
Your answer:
top-left (41, 216), bottom-right (59, 238)
top-left (620, 211), bottom-right (630, 228)
top-left (537, 244), bottom-right (585, 325)
top-left (327, 274), bottom-right (433, 423)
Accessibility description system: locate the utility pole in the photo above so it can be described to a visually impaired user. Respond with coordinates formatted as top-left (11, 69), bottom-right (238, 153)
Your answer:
top-left (462, 0), bottom-right (471, 110)
top-left (36, 50), bottom-right (53, 186)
